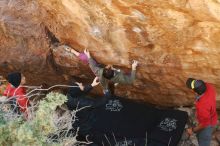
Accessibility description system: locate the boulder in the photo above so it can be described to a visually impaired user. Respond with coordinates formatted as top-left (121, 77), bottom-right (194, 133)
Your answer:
top-left (1, 0), bottom-right (220, 107)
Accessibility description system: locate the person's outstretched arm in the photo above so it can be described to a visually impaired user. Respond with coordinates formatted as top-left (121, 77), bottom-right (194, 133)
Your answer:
top-left (113, 60), bottom-right (138, 84)
top-left (66, 77), bottom-right (100, 110)
top-left (84, 49), bottom-right (102, 76)
top-left (83, 77), bottom-right (100, 93)
top-left (70, 77), bottom-right (100, 97)
top-left (63, 45), bottom-right (80, 56)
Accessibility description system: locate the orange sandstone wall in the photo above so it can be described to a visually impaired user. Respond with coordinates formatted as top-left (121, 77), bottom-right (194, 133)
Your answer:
top-left (1, 0), bottom-right (220, 107)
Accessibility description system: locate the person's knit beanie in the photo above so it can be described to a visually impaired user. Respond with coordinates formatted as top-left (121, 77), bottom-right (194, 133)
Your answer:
top-left (7, 72), bottom-right (21, 88)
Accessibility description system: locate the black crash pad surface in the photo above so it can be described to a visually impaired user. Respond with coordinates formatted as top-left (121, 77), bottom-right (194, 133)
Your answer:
top-left (73, 96), bottom-right (188, 146)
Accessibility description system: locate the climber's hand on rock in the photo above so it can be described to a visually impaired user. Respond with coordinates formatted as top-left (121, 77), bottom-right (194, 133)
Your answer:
top-left (132, 60), bottom-right (138, 70)
top-left (84, 49), bottom-right (91, 58)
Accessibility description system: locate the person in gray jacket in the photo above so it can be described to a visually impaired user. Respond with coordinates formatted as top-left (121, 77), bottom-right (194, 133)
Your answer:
top-left (84, 49), bottom-right (138, 96)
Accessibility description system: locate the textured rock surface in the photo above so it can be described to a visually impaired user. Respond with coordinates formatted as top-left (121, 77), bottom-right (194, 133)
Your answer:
top-left (1, 0), bottom-right (220, 107)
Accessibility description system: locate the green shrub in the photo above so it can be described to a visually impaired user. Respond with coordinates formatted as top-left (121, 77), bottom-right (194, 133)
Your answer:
top-left (0, 92), bottom-right (69, 146)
